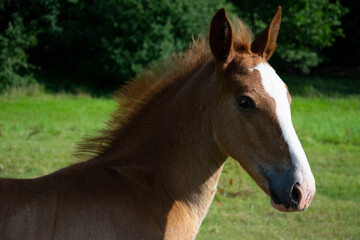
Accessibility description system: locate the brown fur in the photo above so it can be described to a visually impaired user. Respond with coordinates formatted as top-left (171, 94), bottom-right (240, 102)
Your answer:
top-left (251, 6), bottom-right (281, 60)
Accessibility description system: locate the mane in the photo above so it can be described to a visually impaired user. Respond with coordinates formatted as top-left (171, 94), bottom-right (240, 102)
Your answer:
top-left (75, 19), bottom-right (252, 160)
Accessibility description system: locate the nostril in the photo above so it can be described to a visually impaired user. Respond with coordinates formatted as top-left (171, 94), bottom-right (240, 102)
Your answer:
top-left (290, 183), bottom-right (301, 209)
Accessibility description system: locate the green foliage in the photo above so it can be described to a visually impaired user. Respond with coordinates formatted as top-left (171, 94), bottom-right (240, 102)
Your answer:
top-left (0, 0), bottom-right (350, 91)
top-left (0, 13), bottom-right (37, 90)
top-left (231, 0), bottom-right (348, 73)
top-left (80, 0), bottom-right (233, 83)
top-left (0, 0), bottom-right (232, 91)
top-left (0, 0), bottom-right (64, 91)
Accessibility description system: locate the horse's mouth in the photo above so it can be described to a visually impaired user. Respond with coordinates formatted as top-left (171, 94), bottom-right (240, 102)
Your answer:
top-left (270, 198), bottom-right (301, 212)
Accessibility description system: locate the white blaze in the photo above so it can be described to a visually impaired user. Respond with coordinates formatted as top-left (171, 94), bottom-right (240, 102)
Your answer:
top-left (252, 62), bottom-right (314, 182)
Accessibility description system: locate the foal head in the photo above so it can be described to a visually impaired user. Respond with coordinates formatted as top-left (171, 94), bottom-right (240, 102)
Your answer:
top-left (209, 7), bottom-right (315, 212)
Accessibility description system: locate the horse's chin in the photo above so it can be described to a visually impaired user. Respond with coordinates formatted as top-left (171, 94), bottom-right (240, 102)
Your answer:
top-left (270, 199), bottom-right (301, 212)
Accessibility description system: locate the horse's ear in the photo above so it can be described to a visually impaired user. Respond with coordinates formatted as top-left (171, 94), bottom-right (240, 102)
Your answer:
top-left (209, 8), bottom-right (233, 63)
top-left (251, 6), bottom-right (281, 60)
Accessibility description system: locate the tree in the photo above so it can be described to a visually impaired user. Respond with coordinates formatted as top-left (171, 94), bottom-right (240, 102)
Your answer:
top-left (0, 0), bottom-right (233, 91)
top-left (230, 0), bottom-right (348, 73)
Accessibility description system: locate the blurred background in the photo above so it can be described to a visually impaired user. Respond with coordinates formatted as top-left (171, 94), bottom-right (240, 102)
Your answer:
top-left (0, 0), bottom-right (359, 239)
top-left (0, 0), bottom-right (358, 93)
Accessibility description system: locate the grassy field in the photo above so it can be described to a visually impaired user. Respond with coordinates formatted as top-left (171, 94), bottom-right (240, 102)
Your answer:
top-left (0, 77), bottom-right (359, 239)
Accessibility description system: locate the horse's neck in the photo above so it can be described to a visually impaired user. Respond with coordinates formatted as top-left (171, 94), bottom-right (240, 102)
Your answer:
top-left (105, 60), bottom-right (227, 223)
top-left (155, 60), bottom-right (227, 223)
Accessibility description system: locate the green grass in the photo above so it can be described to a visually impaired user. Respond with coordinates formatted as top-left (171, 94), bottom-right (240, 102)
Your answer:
top-left (0, 78), bottom-right (359, 239)
top-left (0, 90), bottom-right (116, 178)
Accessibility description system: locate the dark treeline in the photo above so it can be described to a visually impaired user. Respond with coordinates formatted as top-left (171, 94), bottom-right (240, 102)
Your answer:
top-left (0, 0), bottom-right (355, 93)
top-left (316, 0), bottom-right (360, 77)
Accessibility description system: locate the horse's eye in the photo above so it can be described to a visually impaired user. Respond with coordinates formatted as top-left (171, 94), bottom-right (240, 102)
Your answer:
top-left (236, 95), bottom-right (255, 109)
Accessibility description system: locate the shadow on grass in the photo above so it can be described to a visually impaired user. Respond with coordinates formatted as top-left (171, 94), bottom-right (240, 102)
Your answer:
top-left (34, 69), bottom-right (123, 98)
top-left (283, 75), bottom-right (360, 97)
top-left (34, 67), bottom-right (360, 98)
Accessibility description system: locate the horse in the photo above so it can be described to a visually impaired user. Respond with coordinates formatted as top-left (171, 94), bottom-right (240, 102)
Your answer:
top-left (0, 7), bottom-right (315, 240)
